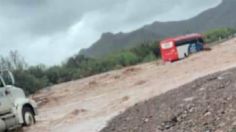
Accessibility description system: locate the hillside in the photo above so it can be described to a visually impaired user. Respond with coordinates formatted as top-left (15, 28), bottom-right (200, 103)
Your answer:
top-left (25, 37), bottom-right (236, 132)
top-left (80, 0), bottom-right (236, 58)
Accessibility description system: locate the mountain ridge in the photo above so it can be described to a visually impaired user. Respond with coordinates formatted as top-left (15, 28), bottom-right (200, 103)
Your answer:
top-left (80, 0), bottom-right (236, 58)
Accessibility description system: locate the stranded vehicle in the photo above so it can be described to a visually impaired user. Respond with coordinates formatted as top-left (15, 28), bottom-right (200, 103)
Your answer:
top-left (0, 70), bottom-right (37, 131)
top-left (160, 33), bottom-right (205, 62)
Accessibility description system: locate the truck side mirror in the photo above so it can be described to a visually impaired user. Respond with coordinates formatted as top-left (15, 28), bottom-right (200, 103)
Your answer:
top-left (0, 76), bottom-right (6, 87)
top-left (0, 70), bottom-right (15, 86)
top-left (8, 71), bottom-right (15, 85)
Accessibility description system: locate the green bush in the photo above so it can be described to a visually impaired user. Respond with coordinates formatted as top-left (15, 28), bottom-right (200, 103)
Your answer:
top-left (142, 53), bottom-right (157, 62)
top-left (106, 51), bottom-right (140, 67)
top-left (13, 70), bottom-right (49, 95)
top-left (204, 28), bottom-right (236, 43)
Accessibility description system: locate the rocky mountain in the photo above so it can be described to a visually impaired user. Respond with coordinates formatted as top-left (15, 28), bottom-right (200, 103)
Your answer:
top-left (80, 0), bottom-right (236, 58)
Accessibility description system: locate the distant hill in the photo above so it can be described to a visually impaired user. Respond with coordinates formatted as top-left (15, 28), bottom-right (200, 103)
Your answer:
top-left (80, 0), bottom-right (236, 58)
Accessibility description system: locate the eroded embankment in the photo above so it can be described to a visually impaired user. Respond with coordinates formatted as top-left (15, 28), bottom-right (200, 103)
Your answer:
top-left (101, 68), bottom-right (236, 132)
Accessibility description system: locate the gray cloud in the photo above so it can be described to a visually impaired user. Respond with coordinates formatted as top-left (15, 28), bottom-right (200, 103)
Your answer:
top-left (0, 0), bottom-right (222, 65)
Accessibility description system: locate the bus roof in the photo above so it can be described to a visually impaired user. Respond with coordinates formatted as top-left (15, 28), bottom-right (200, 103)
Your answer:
top-left (161, 33), bottom-right (204, 43)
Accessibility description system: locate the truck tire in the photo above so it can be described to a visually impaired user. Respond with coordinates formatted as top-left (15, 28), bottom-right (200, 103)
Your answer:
top-left (22, 107), bottom-right (35, 126)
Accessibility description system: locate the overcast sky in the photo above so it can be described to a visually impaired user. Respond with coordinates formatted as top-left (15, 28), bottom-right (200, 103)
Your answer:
top-left (0, 0), bottom-right (222, 66)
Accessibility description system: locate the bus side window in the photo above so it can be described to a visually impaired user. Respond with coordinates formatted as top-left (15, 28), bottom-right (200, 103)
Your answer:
top-left (196, 38), bottom-right (204, 51)
top-left (198, 38), bottom-right (204, 44)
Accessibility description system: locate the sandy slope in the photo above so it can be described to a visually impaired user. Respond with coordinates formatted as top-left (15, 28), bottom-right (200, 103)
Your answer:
top-left (26, 38), bottom-right (236, 132)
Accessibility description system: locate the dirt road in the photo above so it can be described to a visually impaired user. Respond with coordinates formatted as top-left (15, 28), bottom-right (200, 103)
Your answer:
top-left (26, 38), bottom-right (236, 132)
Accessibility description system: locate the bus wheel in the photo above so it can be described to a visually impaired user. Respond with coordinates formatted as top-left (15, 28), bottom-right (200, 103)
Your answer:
top-left (184, 53), bottom-right (189, 58)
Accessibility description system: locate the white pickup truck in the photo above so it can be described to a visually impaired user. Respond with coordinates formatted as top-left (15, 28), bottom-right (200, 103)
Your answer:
top-left (0, 70), bottom-right (37, 131)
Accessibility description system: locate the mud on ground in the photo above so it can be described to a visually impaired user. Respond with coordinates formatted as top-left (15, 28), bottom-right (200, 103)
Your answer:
top-left (101, 68), bottom-right (236, 132)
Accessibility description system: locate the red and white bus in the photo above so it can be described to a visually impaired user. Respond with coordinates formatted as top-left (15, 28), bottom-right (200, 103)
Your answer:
top-left (160, 33), bottom-right (205, 62)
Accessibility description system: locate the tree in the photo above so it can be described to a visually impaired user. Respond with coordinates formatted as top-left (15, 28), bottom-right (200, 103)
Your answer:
top-left (0, 50), bottom-right (27, 71)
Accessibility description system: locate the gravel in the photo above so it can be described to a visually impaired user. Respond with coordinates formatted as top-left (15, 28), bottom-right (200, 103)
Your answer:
top-left (100, 68), bottom-right (236, 132)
